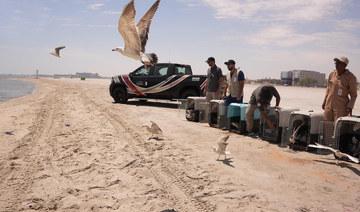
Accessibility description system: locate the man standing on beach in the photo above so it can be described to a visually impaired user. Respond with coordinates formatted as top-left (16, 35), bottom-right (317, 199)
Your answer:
top-left (203, 57), bottom-right (223, 102)
top-left (245, 85), bottom-right (280, 135)
top-left (222, 59), bottom-right (245, 106)
top-left (322, 57), bottom-right (357, 122)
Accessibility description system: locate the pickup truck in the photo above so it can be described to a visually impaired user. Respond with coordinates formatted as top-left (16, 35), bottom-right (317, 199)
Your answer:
top-left (109, 63), bottom-right (208, 103)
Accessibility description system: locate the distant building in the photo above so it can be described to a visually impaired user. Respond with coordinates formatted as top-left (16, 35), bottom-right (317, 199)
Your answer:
top-left (281, 71), bottom-right (293, 85)
top-left (281, 70), bottom-right (326, 87)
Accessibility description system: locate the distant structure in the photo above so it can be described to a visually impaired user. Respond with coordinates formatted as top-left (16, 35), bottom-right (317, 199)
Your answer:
top-left (54, 72), bottom-right (100, 79)
top-left (74, 72), bottom-right (99, 78)
top-left (281, 70), bottom-right (326, 87)
top-left (36, 70), bottom-right (39, 79)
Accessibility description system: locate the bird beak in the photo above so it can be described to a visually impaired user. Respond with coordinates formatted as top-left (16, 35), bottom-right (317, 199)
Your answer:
top-left (112, 49), bottom-right (116, 51)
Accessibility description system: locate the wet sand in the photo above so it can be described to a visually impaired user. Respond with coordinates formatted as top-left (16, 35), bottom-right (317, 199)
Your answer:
top-left (0, 78), bottom-right (359, 211)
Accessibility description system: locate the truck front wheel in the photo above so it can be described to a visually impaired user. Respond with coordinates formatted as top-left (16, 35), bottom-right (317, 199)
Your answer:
top-left (113, 87), bottom-right (128, 103)
top-left (180, 89), bottom-right (198, 99)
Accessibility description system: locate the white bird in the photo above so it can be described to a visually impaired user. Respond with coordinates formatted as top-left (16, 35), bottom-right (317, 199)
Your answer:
top-left (144, 120), bottom-right (162, 139)
top-left (308, 143), bottom-right (359, 164)
top-left (212, 135), bottom-right (231, 160)
top-left (51, 46), bottom-right (65, 58)
top-left (112, 0), bottom-right (160, 70)
top-left (289, 120), bottom-right (305, 146)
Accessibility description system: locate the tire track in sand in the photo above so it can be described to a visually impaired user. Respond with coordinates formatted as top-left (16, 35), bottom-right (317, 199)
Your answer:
top-left (0, 82), bottom-right (61, 211)
top-left (79, 92), bottom-right (215, 212)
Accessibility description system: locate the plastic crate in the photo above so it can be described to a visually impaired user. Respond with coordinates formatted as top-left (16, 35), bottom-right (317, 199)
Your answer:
top-left (259, 107), bottom-right (299, 143)
top-left (185, 97), bottom-right (205, 121)
top-left (199, 102), bottom-right (210, 123)
top-left (334, 117), bottom-right (360, 157)
top-left (281, 110), bottom-right (323, 150)
top-left (208, 100), bottom-right (227, 129)
top-left (227, 103), bottom-right (260, 134)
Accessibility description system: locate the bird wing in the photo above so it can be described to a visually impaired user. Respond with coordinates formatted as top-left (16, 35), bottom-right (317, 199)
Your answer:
top-left (218, 141), bottom-right (228, 152)
top-left (344, 153), bottom-right (360, 163)
top-left (292, 121), bottom-right (305, 139)
top-left (55, 46), bottom-right (65, 55)
top-left (308, 143), bottom-right (336, 153)
top-left (150, 121), bottom-right (162, 133)
top-left (218, 135), bottom-right (230, 143)
top-left (118, 0), bottom-right (141, 53)
top-left (136, 0), bottom-right (160, 53)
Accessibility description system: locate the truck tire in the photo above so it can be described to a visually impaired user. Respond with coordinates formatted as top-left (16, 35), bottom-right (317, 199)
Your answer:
top-left (113, 87), bottom-right (128, 103)
top-left (180, 89), bottom-right (198, 99)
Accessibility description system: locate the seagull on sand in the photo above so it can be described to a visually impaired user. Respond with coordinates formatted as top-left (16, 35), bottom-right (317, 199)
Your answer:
top-left (212, 135), bottom-right (231, 160)
top-left (50, 46), bottom-right (65, 58)
top-left (112, 0), bottom-right (160, 70)
top-left (144, 120), bottom-right (162, 140)
top-left (308, 143), bottom-right (359, 164)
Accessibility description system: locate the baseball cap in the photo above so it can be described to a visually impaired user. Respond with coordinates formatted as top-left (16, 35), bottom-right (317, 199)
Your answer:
top-left (206, 57), bottom-right (215, 63)
top-left (224, 59), bottom-right (236, 65)
top-left (334, 56), bottom-right (349, 66)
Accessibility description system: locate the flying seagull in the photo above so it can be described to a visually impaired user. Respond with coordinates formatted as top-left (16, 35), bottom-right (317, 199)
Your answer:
top-left (144, 120), bottom-right (162, 140)
top-left (308, 143), bottom-right (359, 164)
top-left (51, 46), bottom-right (65, 58)
top-left (212, 134), bottom-right (231, 160)
top-left (112, 0), bottom-right (160, 70)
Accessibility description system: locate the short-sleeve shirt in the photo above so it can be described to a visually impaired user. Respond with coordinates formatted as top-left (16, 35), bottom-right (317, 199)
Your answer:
top-left (206, 65), bottom-right (223, 92)
top-left (249, 85), bottom-right (280, 111)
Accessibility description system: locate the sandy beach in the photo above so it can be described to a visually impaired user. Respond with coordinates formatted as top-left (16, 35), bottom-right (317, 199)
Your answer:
top-left (0, 78), bottom-right (359, 212)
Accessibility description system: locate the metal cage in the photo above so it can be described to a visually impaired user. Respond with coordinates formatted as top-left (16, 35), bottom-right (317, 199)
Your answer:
top-left (317, 121), bottom-right (335, 154)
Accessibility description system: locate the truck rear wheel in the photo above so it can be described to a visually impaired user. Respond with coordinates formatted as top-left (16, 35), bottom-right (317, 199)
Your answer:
top-left (113, 87), bottom-right (128, 103)
top-left (180, 89), bottom-right (198, 99)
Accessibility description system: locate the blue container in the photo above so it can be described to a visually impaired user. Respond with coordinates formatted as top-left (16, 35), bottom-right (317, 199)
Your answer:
top-left (228, 103), bottom-right (260, 134)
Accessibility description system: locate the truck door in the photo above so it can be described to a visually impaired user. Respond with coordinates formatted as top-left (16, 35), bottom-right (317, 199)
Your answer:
top-left (145, 64), bottom-right (171, 98)
top-left (127, 66), bottom-right (149, 96)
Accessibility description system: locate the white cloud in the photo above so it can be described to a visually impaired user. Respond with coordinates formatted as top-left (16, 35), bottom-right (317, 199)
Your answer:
top-left (184, 0), bottom-right (345, 22)
top-left (103, 10), bottom-right (121, 15)
top-left (244, 24), bottom-right (360, 49)
top-left (87, 3), bottom-right (104, 10)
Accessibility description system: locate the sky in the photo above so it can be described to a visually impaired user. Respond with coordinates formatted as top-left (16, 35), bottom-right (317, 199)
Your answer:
top-left (1, 0), bottom-right (360, 79)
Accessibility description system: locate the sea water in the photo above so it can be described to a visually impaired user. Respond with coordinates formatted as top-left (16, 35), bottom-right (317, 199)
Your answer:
top-left (0, 79), bottom-right (36, 103)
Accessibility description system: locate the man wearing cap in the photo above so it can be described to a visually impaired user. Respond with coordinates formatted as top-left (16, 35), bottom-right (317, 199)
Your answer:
top-left (204, 57), bottom-right (223, 102)
top-left (322, 57), bottom-right (357, 122)
top-left (222, 59), bottom-right (245, 106)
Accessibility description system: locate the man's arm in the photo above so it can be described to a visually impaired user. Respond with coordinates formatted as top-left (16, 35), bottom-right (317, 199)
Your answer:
top-left (347, 75), bottom-right (358, 116)
top-left (237, 80), bottom-right (244, 100)
top-left (322, 74), bottom-right (331, 110)
top-left (217, 76), bottom-right (223, 96)
top-left (222, 81), bottom-right (228, 100)
top-left (203, 79), bottom-right (208, 96)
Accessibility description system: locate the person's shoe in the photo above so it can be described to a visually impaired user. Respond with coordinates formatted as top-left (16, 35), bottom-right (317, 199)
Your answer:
top-left (248, 132), bottom-right (255, 136)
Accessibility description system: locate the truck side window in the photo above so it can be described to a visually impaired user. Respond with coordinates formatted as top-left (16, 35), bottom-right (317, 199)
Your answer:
top-left (133, 67), bottom-right (149, 76)
top-left (153, 66), bottom-right (169, 76)
top-left (175, 67), bottom-right (186, 75)
top-left (175, 66), bottom-right (191, 75)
